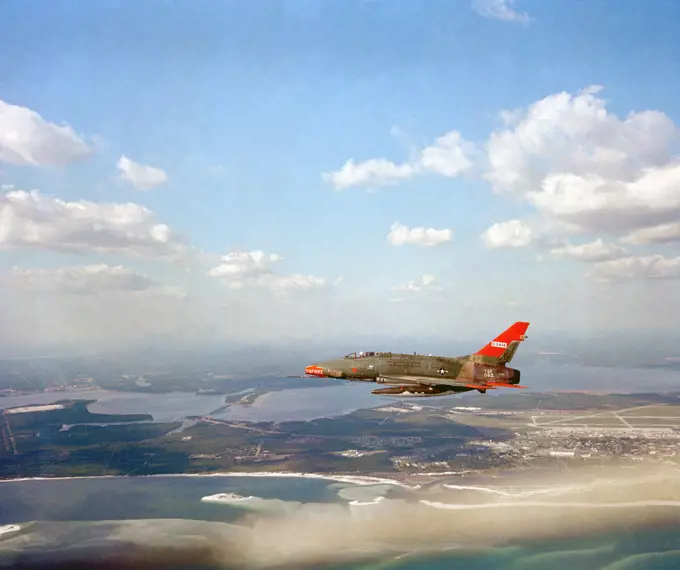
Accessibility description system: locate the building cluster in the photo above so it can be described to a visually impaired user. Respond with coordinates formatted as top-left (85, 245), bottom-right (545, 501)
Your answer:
top-left (345, 435), bottom-right (425, 449)
top-left (466, 428), bottom-right (680, 467)
top-left (339, 449), bottom-right (365, 458)
top-left (391, 457), bottom-right (451, 470)
top-left (362, 422), bottom-right (680, 474)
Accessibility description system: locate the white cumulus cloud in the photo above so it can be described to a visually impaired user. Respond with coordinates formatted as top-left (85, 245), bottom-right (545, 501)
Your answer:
top-left (0, 98), bottom-right (92, 166)
top-left (621, 221), bottom-right (680, 246)
top-left (387, 222), bottom-right (452, 247)
top-left (0, 189), bottom-right (186, 259)
top-left (485, 86), bottom-right (680, 238)
top-left (549, 239), bottom-right (628, 263)
top-left (481, 219), bottom-right (533, 249)
top-left (472, 0), bottom-right (532, 23)
top-left (207, 250), bottom-right (331, 295)
top-left (322, 159), bottom-right (417, 190)
top-left (527, 164), bottom-right (680, 235)
top-left (117, 155), bottom-right (168, 190)
top-left (588, 255), bottom-right (680, 282)
top-left (323, 130), bottom-right (474, 190)
top-left (417, 131), bottom-right (475, 177)
top-left (207, 250), bottom-right (282, 285)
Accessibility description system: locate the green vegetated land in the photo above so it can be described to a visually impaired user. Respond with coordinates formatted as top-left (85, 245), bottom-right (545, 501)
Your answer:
top-left (0, 400), bottom-right (183, 478)
top-left (3, 392), bottom-right (679, 480)
top-left (0, 397), bottom-right (511, 479)
top-left (6, 400), bottom-right (150, 428)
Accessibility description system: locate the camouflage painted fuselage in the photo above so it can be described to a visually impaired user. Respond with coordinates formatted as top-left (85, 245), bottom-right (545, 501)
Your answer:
top-left (305, 351), bottom-right (521, 396)
top-left (304, 322), bottom-right (530, 397)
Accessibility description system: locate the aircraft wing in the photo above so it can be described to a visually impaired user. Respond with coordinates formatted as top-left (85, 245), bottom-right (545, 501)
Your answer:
top-left (378, 375), bottom-right (526, 390)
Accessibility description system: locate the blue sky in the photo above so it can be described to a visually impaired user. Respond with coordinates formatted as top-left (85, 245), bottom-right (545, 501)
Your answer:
top-left (1, 0), bottom-right (680, 352)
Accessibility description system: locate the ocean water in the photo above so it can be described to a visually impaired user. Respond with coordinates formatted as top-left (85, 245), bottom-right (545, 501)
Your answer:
top-left (0, 475), bottom-right (340, 524)
top-left (1, 472), bottom-right (680, 569)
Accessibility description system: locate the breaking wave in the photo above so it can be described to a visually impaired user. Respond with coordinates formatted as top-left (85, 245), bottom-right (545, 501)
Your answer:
top-left (1, 463), bottom-right (680, 569)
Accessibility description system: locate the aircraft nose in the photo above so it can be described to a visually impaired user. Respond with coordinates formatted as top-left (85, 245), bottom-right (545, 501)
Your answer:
top-left (305, 364), bottom-right (325, 377)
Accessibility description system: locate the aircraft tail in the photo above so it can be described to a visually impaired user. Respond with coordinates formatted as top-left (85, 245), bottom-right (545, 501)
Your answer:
top-left (474, 321), bottom-right (530, 364)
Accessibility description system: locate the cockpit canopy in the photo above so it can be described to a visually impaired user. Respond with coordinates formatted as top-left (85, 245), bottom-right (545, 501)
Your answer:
top-left (343, 351), bottom-right (376, 359)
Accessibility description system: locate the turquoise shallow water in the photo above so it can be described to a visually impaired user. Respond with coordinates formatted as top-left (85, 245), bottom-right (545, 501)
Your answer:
top-left (0, 474), bottom-right (679, 569)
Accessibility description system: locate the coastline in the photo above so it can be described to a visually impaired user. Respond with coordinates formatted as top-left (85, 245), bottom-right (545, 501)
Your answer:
top-left (0, 471), bottom-right (428, 489)
top-left (0, 525), bottom-right (20, 537)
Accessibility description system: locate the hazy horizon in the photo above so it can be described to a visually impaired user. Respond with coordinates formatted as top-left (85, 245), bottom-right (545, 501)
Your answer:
top-left (3, 327), bottom-right (680, 375)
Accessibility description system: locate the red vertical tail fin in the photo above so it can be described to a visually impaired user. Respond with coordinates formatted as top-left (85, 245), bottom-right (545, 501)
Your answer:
top-left (475, 322), bottom-right (530, 361)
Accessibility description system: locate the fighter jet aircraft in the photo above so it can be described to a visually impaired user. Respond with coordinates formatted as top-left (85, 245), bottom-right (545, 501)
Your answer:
top-left (304, 321), bottom-right (530, 397)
